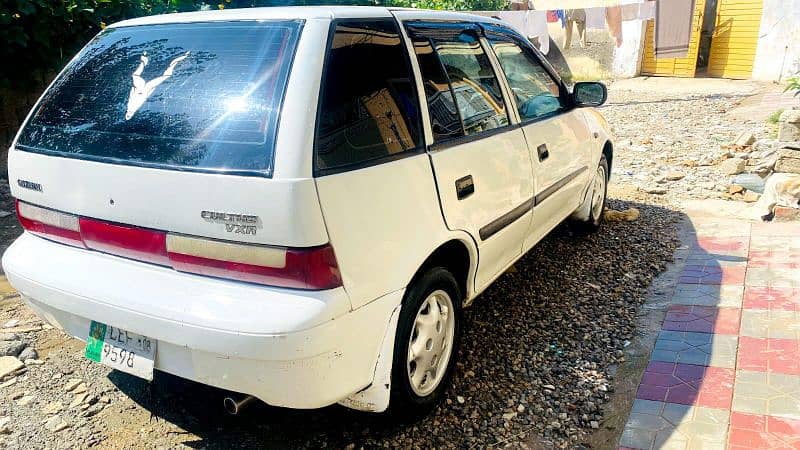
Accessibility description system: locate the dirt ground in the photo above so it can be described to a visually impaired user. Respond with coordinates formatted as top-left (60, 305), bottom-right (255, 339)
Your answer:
top-left (0, 78), bottom-right (794, 449)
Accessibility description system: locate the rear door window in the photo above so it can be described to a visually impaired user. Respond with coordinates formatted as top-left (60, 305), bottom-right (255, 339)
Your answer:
top-left (406, 23), bottom-right (510, 143)
top-left (314, 19), bottom-right (422, 173)
top-left (16, 21), bottom-right (302, 176)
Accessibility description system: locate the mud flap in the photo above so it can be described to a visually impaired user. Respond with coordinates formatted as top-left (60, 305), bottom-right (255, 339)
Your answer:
top-left (337, 302), bottom-right (402, 412)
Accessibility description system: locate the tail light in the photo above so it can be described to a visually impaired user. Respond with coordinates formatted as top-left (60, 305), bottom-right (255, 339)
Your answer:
top-left (16, 201), bottom-right (84, 248)
top-left (166, 235), bottom-right (341, 290)
top-left (15, 200), bottom-right (341, 290)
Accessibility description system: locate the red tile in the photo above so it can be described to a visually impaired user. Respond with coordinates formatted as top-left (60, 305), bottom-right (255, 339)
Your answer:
top-left (751, 222), bottom-right (800, 237)
top-left (744, 287), bottom-right (800, 311)
top-left (693, 236), bottom-right (749, 253)
top-left (679, 265), bottom-right (746, 285)
top-left (738, 336), bottom-right (800, 375)
top-left (662, 305), bottom-right (741, 334)
top-left (635, 361), bottom-right (734, 408)
top-left (728, 412), bottom-right (800, 449)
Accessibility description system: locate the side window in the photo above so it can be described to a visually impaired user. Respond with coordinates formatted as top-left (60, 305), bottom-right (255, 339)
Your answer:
top-left (410, 37), bottom-right (463, 141)
top-left (315, 20), bottom-right (422, 172)
top-left (488, 35), bottom-right (568, 122)
top-left (408, 25), bottom-right (509, 142)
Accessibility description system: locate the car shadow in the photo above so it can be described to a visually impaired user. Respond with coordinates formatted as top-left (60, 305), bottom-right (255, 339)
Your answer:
top-left (108, 198), bottom-right (691, 449)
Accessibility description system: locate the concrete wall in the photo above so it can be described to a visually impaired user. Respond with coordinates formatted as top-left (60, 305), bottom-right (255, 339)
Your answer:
top-left (752, 0), bottom-right (800, 82)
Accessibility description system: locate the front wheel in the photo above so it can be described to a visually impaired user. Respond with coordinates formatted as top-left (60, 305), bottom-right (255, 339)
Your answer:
top-left (573, 155), bottom-right (608, 234)
top-left (388, 267), bottom-right (462, 420)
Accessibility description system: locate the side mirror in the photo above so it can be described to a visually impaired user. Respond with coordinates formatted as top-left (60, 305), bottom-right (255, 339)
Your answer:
top-left (572, 81), bottom-right (607, 107)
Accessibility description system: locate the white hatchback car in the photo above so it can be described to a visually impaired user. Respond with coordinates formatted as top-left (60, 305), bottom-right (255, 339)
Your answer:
top-left (3, 6), bottom-right (613, 417)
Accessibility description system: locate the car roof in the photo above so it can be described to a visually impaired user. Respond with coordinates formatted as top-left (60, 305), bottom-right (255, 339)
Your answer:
top-left (109, 6), bottom-right (505, 29)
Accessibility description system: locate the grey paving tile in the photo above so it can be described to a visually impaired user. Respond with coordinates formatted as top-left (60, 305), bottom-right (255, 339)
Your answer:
top-left (745, 267), bottom-right (800, 288)
top-left (740, 309), bottom-right (800, 340)
top-left (732, 370), bottom-right (800, 420)
top-left (620, 400), bottom-right (729, 450)
top-left (652, 331), bottom-right (738, 368)
top-left (671, 284), bottom-right (743, 308)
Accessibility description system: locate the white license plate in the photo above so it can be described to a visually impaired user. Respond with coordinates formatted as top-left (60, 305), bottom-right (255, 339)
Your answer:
top-left (85, 321), bottom-right (156, 381)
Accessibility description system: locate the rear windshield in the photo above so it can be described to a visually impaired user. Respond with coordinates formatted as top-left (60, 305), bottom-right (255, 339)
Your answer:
top-left (16, 21), bottom-right (302, 177)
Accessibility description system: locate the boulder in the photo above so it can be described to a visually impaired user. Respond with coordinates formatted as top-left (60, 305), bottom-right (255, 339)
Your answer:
top-left (665, 171), bottom-right (685, 181)
top-left (0, 341), bottom-right (25, 357)
top-left (721, 158), bottom-right (746, 175)
top-left (775, 148), bottom-right (800, 174)
top-left (733, 131), bottom-right (756, 147)
top-left (731, 173), bottom-right (767, 193)
top-left (728, 185), bottom-right (745, 194)
top-left (743, 192), bottom-right (761, 203)
top-left (778, 109), bottom-right (800, 141)
top-left (17, 347), bottom-right (37, 362)
top-left (0, 357), bottom-right (23, 379)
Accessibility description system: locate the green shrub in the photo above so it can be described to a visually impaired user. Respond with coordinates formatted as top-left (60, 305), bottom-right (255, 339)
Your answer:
top-left (1, 0), bottom-right (509, 89)
top-left (768, 109), bottom-right (785, 124)
top-left (786, 75), bottom-right (800, 98)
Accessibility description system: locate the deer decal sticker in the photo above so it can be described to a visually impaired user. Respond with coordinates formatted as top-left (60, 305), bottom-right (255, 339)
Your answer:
top-left (125, 51), bottom-right (190, 120)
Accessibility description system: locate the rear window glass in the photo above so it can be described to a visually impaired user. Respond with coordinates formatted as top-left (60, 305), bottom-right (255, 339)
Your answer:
top-left (16, 21), bottom-right (302, 177)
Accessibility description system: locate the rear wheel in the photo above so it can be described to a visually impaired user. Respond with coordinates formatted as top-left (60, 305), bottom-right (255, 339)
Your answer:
top-left (389, 267), bottom-right (462, 420)
top-left (573, 156), bottom-right (608, 234)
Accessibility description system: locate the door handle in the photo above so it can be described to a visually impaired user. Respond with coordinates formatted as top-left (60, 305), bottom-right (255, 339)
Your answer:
top-left (455, 175), bottom-right (474, 200)
top-left (537, 144), bottom-right (549, 162)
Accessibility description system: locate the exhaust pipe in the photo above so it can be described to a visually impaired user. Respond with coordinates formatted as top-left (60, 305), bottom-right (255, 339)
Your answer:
top-left (223, 395), bottom-right (255, 415)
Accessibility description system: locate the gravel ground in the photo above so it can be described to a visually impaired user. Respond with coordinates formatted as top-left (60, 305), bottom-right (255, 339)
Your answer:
top-left (0, 79), bottom-right (774, 449)
top-left (602, 79), bottom-right (776, 207)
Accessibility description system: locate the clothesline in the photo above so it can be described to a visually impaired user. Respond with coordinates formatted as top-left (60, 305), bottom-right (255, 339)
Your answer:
top-left (474, 3), bottom-right (654, 53)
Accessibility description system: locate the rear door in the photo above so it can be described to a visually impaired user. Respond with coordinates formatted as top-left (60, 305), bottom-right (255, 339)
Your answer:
top-left (484, 27), bottom-right (592, 249)
top-left (310, 18), bottom-right (450, 308)
top-left (403, 21), bottom-right (534, 290)
top-left (9, 19), bottom-right (330, 248)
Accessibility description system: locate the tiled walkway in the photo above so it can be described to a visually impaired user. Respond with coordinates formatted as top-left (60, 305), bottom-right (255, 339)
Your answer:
top-left (619, 216), bottom-right (800, 450)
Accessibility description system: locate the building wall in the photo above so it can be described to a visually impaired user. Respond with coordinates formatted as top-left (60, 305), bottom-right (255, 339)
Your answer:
top-left (752, 0), bottom-right (800, 82)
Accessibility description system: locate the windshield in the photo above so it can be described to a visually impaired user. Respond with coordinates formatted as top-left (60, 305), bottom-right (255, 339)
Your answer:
top-left (16, 21), bottom-right (302, 176)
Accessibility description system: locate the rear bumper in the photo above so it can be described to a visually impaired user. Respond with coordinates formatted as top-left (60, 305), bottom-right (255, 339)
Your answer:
top-left (3, 233), bottom-right (402, 409)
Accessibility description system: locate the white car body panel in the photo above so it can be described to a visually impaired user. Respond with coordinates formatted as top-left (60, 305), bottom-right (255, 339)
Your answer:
top-left (523, 110), bottom-right (594, 251)
top-left (3, 232), bottom-right (401, 408)
top-left (428, 131), bottom-right (534, 290)
top-left (8, 151), bottom-right (329, 247)
top-left (3, 6), bottom-right (613, 413)
top-left (315, 154), bottom-right (477, 309)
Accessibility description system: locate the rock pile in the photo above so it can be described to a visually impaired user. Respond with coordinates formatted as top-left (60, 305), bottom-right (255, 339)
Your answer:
top-left (724, 109), bottom-right (800, 216)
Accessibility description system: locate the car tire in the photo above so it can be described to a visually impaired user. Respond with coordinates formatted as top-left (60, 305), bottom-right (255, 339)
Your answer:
top-left (573, 155), bottom-right (608, 234)
top-left (388, 266), bottom-right (462, 421)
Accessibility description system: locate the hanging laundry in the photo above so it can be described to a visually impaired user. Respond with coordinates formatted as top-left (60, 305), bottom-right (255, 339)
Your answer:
top-left (605, 5), bottom-right (623, 47)
top-left (621, 1), bottom-right (655, 21)
top-left (556, 9), bottom-right (567, 27)
top-left (564, 9), bottom-right (587, 48)
top-left (473, 10), bottom-right (550, 55)
top-left (585, 7), bottom-right (607, 30)
top-left (655, 0), bottom-right (696, 58)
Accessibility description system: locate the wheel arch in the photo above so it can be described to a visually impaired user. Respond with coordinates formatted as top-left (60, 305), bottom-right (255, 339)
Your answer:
top-left (602, 140), bottom-right (613, 180)
top-left (408, 238), bottom-right (476, 307)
